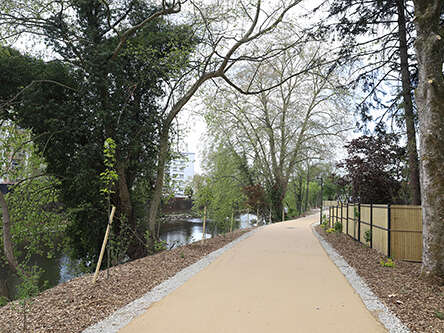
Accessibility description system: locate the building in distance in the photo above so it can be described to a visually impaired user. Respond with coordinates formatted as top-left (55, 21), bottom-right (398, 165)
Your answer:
top-left (169, 152), bottom-right (195, 198)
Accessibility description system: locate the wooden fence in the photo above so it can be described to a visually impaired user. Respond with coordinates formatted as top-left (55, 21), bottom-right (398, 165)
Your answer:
top-left (322, 201), bottom-right (422, 262)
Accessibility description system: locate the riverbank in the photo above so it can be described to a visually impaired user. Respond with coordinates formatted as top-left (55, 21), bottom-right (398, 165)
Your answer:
top-left (0, 228), bottom-right (253, 333)
top-left (162, 212), bottom-right (197, 225)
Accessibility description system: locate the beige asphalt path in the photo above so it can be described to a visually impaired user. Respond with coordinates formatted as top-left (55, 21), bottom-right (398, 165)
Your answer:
top-left (120, 213), bottom-right (386, 333)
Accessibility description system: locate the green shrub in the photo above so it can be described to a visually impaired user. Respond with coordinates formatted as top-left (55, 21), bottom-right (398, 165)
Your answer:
top-left (364, 230), bottom-right (372, 243)
top-left (334, 222), bottom-right (342, 232)
top-left (354, 206), bottom-right (360, 219)
top-left (380, 258), bottom-right (395, 268)
top-left (435, 310), bottom-right (444, 320)
top-left (0, 296), bottom-right (8, 307)
top-left (154, 239), bottom-right (167, 252)
top-left (326, 228), bottom-right (335, 234)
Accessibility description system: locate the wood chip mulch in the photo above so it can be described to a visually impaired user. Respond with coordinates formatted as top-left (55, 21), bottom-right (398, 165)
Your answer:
top-left (315, 225), bottom-right (444, 333)
top-left (0, 229), bottom-right (253, 333)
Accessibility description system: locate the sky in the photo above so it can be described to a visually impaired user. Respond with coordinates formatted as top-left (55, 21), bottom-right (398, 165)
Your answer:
top-left (175, 0), bottom-right (330, 175)
top-left (4, 0), bottom-right (355, 175)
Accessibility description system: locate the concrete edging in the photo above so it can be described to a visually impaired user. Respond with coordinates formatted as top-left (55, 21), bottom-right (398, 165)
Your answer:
top-left (312, 223), bottom-right (410, 333)
top-left (83, 227), bottom-right (263, 333)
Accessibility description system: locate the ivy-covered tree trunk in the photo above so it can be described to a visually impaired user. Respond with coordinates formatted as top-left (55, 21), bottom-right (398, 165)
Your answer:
top-left (304, 166), bottom-right (310, 212)
top-left (146, 132), bottom-right (169, 252)
top-left (412, 0), bottom-right (444, 280)
top-left (116, 163), bottom-right (143, 258)
top-left (297, 175), bottom-right (303, 215)
top-left (270, 178), bottom-right (287, 222)
top-left (0, 191), bottom-right (18, 272)
top-left (396, 0), bottom-right (421, 205)
top-left (0, 278), bottom-right (8, 300)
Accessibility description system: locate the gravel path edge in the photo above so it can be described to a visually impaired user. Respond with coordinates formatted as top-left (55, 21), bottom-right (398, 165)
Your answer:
top-left (83, 227), bottom-right (262, 333)
top-left (311, 223), bottom-right (410, 333)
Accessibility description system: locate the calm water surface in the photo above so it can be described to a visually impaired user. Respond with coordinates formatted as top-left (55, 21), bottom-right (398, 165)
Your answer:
top-left (1, 214), bottom-right (257, 299)
top-left (159, 213), bottom-right (256, 248)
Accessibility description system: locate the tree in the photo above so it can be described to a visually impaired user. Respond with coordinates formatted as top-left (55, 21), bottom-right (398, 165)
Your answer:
top-left (193, 146), bottom-right (246, 234)
top-left (2, 0), bottom-right (311, 251)
top-left (191, 174), bottom-right (212, 241)
top-left (0, 3), bottom-right (196, 262)
top-left (201, 46), bottom-right (351, 221)
top-left (145, 0), bottom-right (308, 246)
top-left (337, 133), bottom-right (407, 204)
top-left (411, 0), bottom-right (444, 280)
top-left (0, 120), bottom-right (67, 297)
top-left (192, 174), bottom-right (213, 214)
top-left (285, 162), bottom-right (331, 216)
top-left (183, 185), bottom-right (193, 199)
top-left (0, 0), bottom-right (182, 50)
top-left (242, 184), bottom-right (268, 222)
top-left (315, 0), bottom-right (422, 205)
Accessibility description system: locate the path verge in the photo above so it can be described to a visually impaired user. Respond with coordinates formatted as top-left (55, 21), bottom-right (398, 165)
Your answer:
top-left (314, 223), bottom-right (444, 332)
top-left (312, 223), bottom-right (410, 333)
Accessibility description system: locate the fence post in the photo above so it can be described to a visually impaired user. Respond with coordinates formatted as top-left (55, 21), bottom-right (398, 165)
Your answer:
top-left (346, 202), bottom-right (349, 236)
top-left (340, 202), bottom-right (343, 230)
top-left (353, 204), bottom-right (356, 239)
top-left (370, 203), bottom-right (373, 249)
top-left (387, 204), bottom-right (391, 257)
top-left (336, 203), bottom-right (339, 225)
top-left (358, 203), bottom-right (361, 243)
top-left (329, 207), bottom-right (331, 227)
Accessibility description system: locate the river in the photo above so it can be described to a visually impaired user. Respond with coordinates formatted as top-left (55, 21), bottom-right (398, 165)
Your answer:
top-left (0, 213), bottom-right (257, 301)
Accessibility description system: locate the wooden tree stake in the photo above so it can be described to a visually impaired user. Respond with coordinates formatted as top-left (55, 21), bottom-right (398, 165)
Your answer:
top-left (92, 206), bottom-right (116, 284)
top-left (201, 205), bottom-right (207, 245)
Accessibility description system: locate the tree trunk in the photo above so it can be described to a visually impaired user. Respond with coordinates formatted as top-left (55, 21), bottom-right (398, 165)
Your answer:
top-left (0, 191), bottom-right (18, 272)
top-left (116, 164), bottom-right (141, 258)
top-left (270, 178), bottom-right (287, 221)
top-left (146, 132), bottom-right (169, 252)
top-left (117, 164), bottom-right (133, 226)
top-left (293, 179), bottom-right (298, 214)
top-left (397, 0), bottom-right (421, 205)
top-left (0, 278), bottom-right (8, 300)
top-left (297, 175), bottom-right (303, 214)
top-left (304, 166), bottom-right (310, 212)
top-left (412, 0), bottom-right (444, 280)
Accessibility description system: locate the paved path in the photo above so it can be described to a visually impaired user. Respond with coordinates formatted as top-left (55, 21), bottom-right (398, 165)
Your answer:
top-left (120, 214), bottom-right (386, 333)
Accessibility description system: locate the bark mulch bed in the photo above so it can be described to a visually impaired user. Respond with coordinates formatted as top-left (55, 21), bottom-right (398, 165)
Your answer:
top-left (315, 225), bottom-right (444, 333)
top-left (0, 228), bottom-right (253, 333)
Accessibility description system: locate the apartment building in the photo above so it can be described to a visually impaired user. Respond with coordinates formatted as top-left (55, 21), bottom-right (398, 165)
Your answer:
top-left (169, 152), bottom-right (195, 198)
